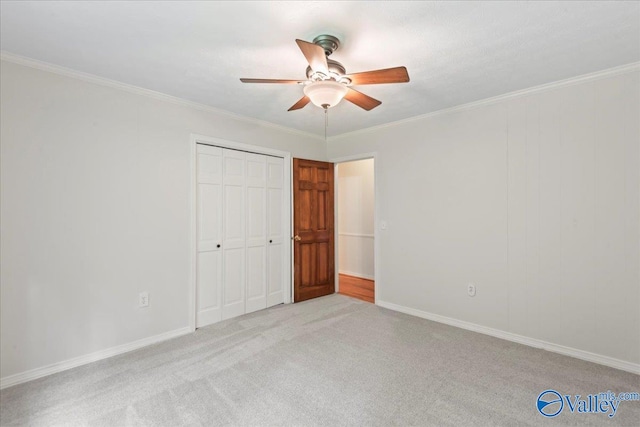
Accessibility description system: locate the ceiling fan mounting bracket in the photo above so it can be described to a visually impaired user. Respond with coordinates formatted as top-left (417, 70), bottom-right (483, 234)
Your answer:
top-left (313, 34), bottom-right (340, 56)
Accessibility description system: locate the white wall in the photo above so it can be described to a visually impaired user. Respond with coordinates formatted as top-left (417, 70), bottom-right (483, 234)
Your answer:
top-left (327, 68), bottom-right (640, 369)
top-left (337, 159), bottom-right (375, 279)
top-left (2, 57), bottom-right (638, 383)
top-left (0, 59), bottom-right (326, 381)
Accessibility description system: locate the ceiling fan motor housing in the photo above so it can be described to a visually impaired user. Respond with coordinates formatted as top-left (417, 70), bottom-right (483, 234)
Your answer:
top-left (313, 34), bottom-right (340, 56)
top-left (305, 59), bottom-right (349, 82)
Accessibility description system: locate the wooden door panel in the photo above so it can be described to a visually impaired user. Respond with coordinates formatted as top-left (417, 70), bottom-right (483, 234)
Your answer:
top-left (293, 158), bottom-right (334, 302)
top-left (317, 242), bottom-right (330, 283)
top-left (317, 190), bottom-right (328, 230)
top-left (299, 243), bottom-right (314, 286)
top-left (298, 189), bottom-right (313, 231)
top-left (299, 165), bottom-right (315, 181)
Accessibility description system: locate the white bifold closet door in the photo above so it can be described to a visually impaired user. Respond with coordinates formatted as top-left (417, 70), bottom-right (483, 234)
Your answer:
top-left (245, 153), bottom-right (267, 314)
top-left (266, 156), bottom-right (285, 307)
top-left (196, 144), bottom-right (284, 328)
top-left (196, 145), bottom-right (223, 327)
top-left (222, 149), bottom-right (246, 320)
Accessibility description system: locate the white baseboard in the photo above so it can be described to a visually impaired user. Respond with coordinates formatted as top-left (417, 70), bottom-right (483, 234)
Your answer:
top-left (338, 270), bottom-right (375, 281)
top-left (376, 300), bottom-right (640, 375)
top-left (0, 326), bottom-right (192, 390)
top-left (3, 304), bottom-right (637, 390)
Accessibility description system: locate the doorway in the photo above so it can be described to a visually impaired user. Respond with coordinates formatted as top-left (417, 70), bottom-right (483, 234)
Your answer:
top-left (336, 158), bottom-right (375, 303)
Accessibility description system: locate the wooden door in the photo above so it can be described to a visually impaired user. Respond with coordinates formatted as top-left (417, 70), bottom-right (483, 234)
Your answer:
top-left (293, 158), bottom-right (335, 302)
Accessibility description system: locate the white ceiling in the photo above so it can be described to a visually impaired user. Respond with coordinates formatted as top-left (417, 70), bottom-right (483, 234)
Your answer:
top-left (1, 1), bottom-right (639, 137)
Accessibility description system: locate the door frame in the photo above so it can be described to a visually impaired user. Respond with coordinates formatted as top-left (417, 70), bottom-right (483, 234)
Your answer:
top-left (330, 152), bottom-right (379, 304)
top-left (189, 134), bottom-right (293, 332)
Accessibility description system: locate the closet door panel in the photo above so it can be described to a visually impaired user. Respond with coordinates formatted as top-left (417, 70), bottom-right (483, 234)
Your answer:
top-left (197, 184), bottom-right (221, 252)
top-left (245, 153), bottom-right (267, 313)
top-left (222, 248), bottom-right (244, 319)
top-left (197, 251), bottom-right (222, 326)
top-left (267, 156), bottom-right (285, 307)
top-left (196, 145), bottom-right (222, 326)
top-left (246, 246), bottom-right (266, 311)
top-left (267, 188), bottom-right (283, 241)
top-left (224, 186), bottom-right (244, 243)
top-left (267, 243), bottom-right (283, 306)
top-left (246, 187), bottom-right (265, 239)
top-left (222, 149), bottom-right (245, 320)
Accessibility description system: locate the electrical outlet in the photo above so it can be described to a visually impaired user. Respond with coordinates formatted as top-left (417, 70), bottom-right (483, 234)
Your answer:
top-left (467, 283), bottom-right (476, 297)
top-left (139, 291), bottom-right (149, 308)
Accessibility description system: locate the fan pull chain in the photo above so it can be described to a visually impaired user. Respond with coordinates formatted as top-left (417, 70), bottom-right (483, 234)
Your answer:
top-left (324, 106), bottom-right (328, 142)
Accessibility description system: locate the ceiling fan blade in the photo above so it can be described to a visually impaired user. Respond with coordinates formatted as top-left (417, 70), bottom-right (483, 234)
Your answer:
top-left (288, 96), bottom-right (311, 111)
top-left (295, 39), bottom-right (329, 75)
top-left (345, 66), bottom-right (410, 85)
top-left (344, 88), bottom-right (382, 111)
top-left (240, 78), bottom-right (305, 84)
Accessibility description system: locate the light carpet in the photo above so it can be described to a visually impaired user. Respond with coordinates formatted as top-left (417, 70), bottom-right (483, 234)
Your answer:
top-left (1, 294), bottom-right (639, 426)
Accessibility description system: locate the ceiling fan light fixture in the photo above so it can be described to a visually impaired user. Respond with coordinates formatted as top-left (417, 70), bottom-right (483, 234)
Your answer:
top-left (303, 80), bottom-right (348, 109)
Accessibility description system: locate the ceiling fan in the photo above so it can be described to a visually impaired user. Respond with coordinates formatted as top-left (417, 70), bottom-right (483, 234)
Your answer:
top-left (240, 35), bottom-right (410, 111)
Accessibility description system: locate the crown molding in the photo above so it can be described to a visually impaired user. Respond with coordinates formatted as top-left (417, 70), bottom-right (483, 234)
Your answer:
top-left (0, 51), bottom-right (325, 143)
top-left (329, 61), bottom-right (640, 142)
top-left (2, 51), bottom-right (637, 144)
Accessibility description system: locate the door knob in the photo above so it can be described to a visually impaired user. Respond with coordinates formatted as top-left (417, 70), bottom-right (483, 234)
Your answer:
top-left (216, 244), bottom-right (221, 248)
top-left (293, 235), bottom-right (301, 241)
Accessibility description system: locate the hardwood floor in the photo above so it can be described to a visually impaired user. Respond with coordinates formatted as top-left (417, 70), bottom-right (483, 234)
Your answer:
top-left (338, 274), bottom-right (375, 303)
